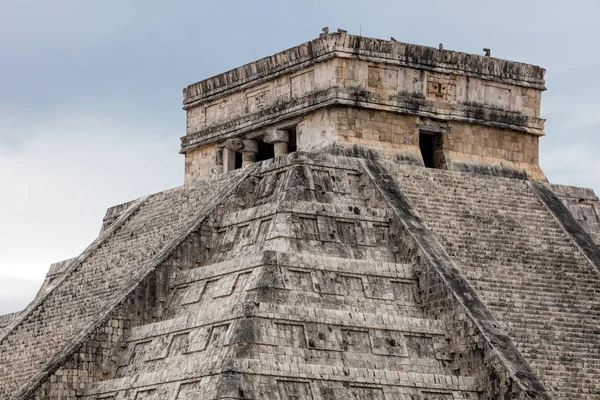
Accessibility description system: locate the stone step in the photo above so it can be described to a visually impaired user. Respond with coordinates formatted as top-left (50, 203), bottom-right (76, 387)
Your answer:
top-left (386, 164), bottom-right (600, 399)
top-left (476, 282), bottom-right (600, 299)
top-left (175, 252), bottom-right (415, 286)
top-left (86, 357), bottom-right (480, 397)
top-left (115, 343), bottom-right (457, 379)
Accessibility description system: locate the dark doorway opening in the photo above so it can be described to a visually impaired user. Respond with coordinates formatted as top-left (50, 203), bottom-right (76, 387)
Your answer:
top-left (257, 141), bottom-right (275, 162)
top-left (288, 127), bottom-right (298, 153)
top-left (419, 133), bottom-right (435, 168)
top-left (419, 132), bottom-right (443, 168)
top-left (235, 152), bottom-right (243, 169)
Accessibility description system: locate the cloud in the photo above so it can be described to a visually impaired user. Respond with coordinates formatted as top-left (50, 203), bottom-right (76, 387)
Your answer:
top-left (0, 109), bottom-right (182, 281)
top-left (0, 0), bottom-right (599, 306)
top-left (0, 277), bottom-right (42, 315)
top-left (541, 122), bottom-right (600, 191)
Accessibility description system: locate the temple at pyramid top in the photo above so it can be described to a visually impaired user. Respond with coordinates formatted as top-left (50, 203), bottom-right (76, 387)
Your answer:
top-left (181, 30), bottom-right (546, 182)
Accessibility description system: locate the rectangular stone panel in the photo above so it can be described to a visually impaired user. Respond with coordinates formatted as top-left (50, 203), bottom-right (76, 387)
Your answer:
top-left (232, 272), bottom-right (252, 293)
top-left (484, 83), bottom-right (511, 109)
top-left (204, 99), bottom-right (225, 124)
top-left (217, 226), bottom-right (236, 252)
top-left (318, 381), bottom-right (350, 399)
top-left (168, 332), bottom-right (191, 357)
top-left (294, 216), bottom-right (319, 241)
top-left (233, 224), bottom-right (252, 248)
top-left (398, 67), bottom-right (425, 96)
top-left (290, 69), bottom-right (314, 98)
top-left (134, 389), bottom-right (157, 399)
top-left (391, 280), bottom-right (418, 303)
top-left (329, 169), bottom-right (351, 194)
top-left (350, 386), bottom-right (385, 399)
top-left (312, 271), bottom-right (364, 296)
top-left (186, 327), bottom-right (210, 353)
top-left (364, 276), bottom-right (394, 300)
top-left (285, 269), bottom-right (313, 292)
top-left (275, 323), bottom-right (307, 348)
top-left (405, 335), bottom-right (435, 359)
top-left (180, 281), bottom-right (206, 305)
top-left (317, 216), bottom-right (337, 242)
top-left (368, 65), bottom-right (399, 91)
top-left (371, 223), bottom-right (389, 246)
top-left (370, 330), bottom-right (406, 356)
top-left (210, 275), bottom-right (237, 298)
top-left (277, 380), bottom-right (313, 400)
top-left (200, 279), bottom-right (220, 299)
top-left (339, 274), bottom-right (365, 296)
top-left (432, 336), bottom-right (453, 361)
top-left (120, 340), bottom-right (150, 366)
top-left (313, 170), bottom-right (334, 193)
top-left (146, 335), bottom-right (171, 361)
top-left (207, 323), bottom-right (230, 348)
top-left (256, 218), bottom-right (273, 242)
top-left (305, 323), bottom-right (342, 351)
top-left (176, 379), bottom-right (211, 400)
top-left (336, 220), bottom-right (358, 244)
top-left (341, 329), bottom-right (371, 352)
top-left (246, 84), bottom-right (271, 112)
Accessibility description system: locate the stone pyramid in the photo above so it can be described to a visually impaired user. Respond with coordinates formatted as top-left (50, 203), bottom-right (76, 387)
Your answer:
top-left (2, 32), bottom-right (600, 399)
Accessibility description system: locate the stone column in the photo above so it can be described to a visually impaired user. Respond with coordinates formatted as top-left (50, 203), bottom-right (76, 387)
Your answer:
top-left (241, 139), bottom-right (258, 167)
top-left (222, 148), bottom-right (237, 172)
top-left (264, 129), bottom-right (290, 157)
top-left (224, 138), bottom-right (244, 172)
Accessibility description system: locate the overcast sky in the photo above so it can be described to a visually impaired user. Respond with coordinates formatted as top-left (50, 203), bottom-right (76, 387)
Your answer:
top-left (1, 0), bottom-right (598, 314)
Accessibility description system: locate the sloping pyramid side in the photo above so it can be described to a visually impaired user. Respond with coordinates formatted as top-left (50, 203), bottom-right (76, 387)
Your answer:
top-left (76, 154), bottom-right (547, 399)
top-left (0, 167), bottom-right (254, 399)
top-left (381, 161), bottom-right (600, 399)
top-left (1, 152), bottom-right (554, 399)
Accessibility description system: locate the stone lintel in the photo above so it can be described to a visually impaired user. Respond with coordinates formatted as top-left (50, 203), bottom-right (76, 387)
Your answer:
top-left (181, 97), bottom-right (545, 154)
top-left (263, 129), bottom-right (290, 144)
top-left (225, 138), bottom-right (244, 152)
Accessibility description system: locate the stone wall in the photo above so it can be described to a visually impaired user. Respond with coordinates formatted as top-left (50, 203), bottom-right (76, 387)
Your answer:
top-left (184, 103), bottom-right (545, 181)
top-left (297, 107), bottom-right (544, 180)
top-left (297, 107), bottom-right (420, 162)
top-left (180, 33), bottom-right (546, 183)
top-left (184, 143), bottom-right (220, 183)
top-left (363, 158), bottom-right (550, 399)
top-left (182, 56), bottom-right (544, 151)
top-left (443, 122), bottom-right (544, 180)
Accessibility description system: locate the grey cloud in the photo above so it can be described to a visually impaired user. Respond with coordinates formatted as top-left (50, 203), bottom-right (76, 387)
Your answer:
top-left (0, 277), bottom-right (42, 315)
top-left (0, 0), bottom-right (599, 311)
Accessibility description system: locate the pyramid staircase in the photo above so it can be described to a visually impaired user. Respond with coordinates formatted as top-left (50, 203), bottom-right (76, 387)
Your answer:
top-left (384, 163), bottom-right (600, 399)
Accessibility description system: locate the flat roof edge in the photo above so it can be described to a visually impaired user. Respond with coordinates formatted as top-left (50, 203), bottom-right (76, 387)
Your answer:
top-left (183, 32), bottom-right (546, 105)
